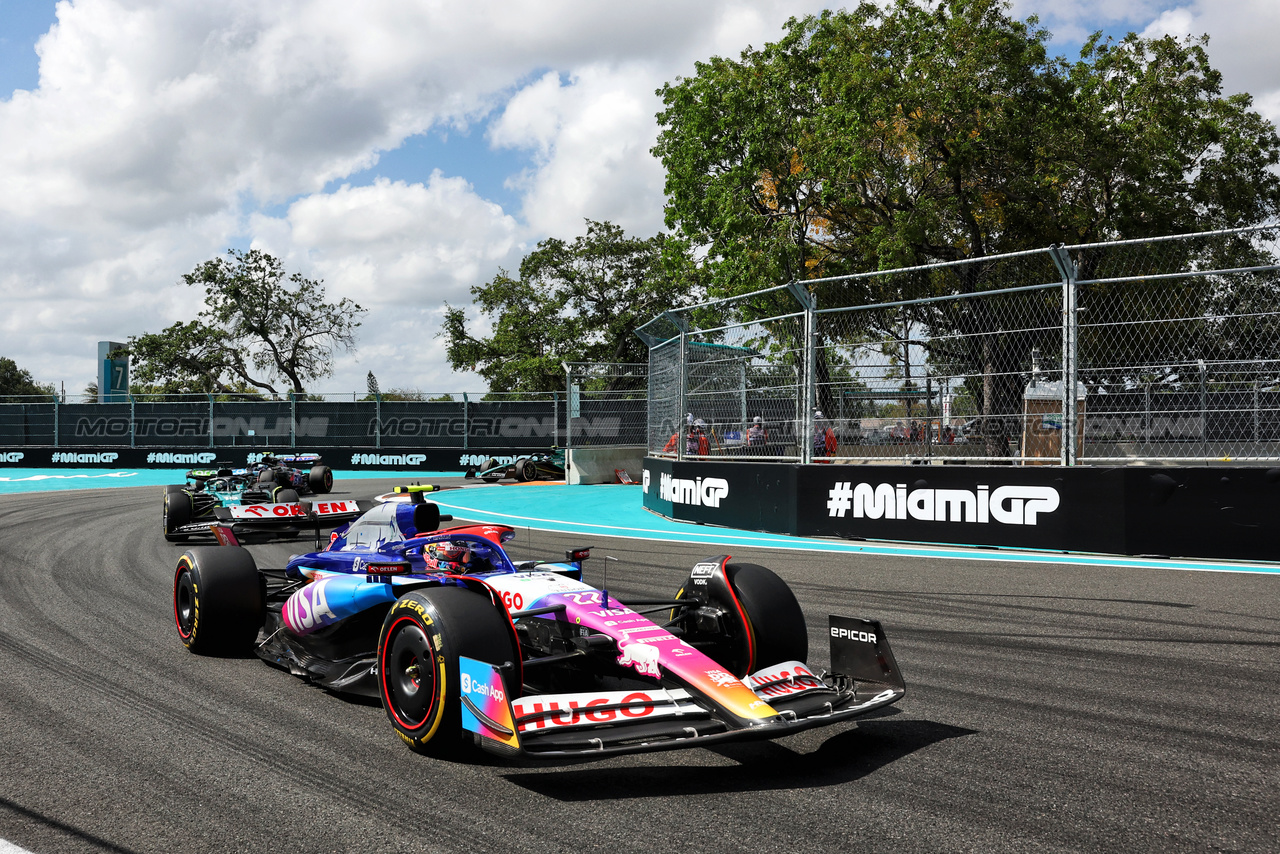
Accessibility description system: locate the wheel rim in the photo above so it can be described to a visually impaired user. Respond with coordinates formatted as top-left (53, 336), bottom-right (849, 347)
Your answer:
top-left (174, 569), bottom-right (196, 639)
top-left (383, 621), bottom-right (437, 728)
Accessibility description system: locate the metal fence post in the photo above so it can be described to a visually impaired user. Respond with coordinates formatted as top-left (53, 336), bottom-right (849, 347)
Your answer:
top-left (52, 395), bottom-right (58, 446)
top-left (462, 393), bottom-right (469, 451)
top-left (1253, 381), bottom-right (1260, 443)
top-left (562, 362), bottom-right (571, 452)
top-left (129, 394), bottom-right (136, 448)
top-left (1198, 359), bottom-right (1208, 461)
top-left (676, 331), bottom-right (687, 462)
top-left (375, 392), bottom-right (381, 450)
top-left (208, 394), bottom-right (214, 448)
top-left (554, 390), bottom-right (561, 449)
top-left (925, 375), bottom-right (934, 462)
top-left (1050, 246), bottom-right (1079, 466)
top-left (289, 393), bottom-right (296, 449)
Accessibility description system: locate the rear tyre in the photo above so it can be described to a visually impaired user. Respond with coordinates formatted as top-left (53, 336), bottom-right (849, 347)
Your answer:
top-left (272, 487), bottom-right (301, 504)
top-left (480, 458), bottom-right (501, 483)
top-left (308, 464), bottom-right (334, 494)
top-left (378, 586), bottom-right (517, 755)
top-left (517, 458), bottom-right (538, 482)
top-left (164, 483), bottom-right (186, 495)
top-left (163, 491), bottom-right (193, 542)
top-left (257, 469), bottom-right (276, 486)
top-left (173, 546), bottom-right (264, 655)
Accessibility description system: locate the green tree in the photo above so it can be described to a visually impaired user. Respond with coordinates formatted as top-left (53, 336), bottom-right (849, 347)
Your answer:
top-left (656, 0), bottom-right (1279, 284)
top-left (653, 0), bottom-right (1280, 450)
top-left (128, 249), bottom-right (365, 397)
top-left (0, 357), bottom-right (54, 399)
top-left (441, 220), bottom-right (700, 393)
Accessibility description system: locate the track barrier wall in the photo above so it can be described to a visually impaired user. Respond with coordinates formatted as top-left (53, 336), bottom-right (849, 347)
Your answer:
top-left (0, 447), bottom-right (549, 472)
top-left (642, 457), bottom-right (1280, 562)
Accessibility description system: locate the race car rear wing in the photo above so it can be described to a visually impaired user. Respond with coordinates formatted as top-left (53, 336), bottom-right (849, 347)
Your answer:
top-left (205, 498), bottom-right (370, 544)
top-left (216, 498), bottom-right (364, 524)
top-left (274, 453), bottom-right (323, 464)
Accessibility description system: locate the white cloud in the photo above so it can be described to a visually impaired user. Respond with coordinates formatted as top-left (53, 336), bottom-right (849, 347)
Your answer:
top-left (0, 0), bottom-right (1275, 399)
top-left (1138, 2), bottom-right (1280, 124)
top-left (490, 64), bottom-right (668, 236)
top-left (243, 174), bottom-right (523, 392)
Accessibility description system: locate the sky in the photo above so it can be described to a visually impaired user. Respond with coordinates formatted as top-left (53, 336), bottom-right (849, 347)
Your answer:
top-left (1, 0), bottom-right (1278, 399)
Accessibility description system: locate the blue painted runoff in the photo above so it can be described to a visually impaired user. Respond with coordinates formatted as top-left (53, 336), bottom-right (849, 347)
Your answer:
top-left (429, 483), bottom-right (1280, 576)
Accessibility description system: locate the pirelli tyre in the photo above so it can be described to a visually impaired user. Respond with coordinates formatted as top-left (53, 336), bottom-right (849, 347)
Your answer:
top-left (677, 563), bottom-right (808, 677)
top-left (308, 464), bottom-right (334, 494)
top-left (173, 546), bottom-right (265, 655)
top-left (516, 458), bottom-right (539, 483)
top-left (163, 491), bottom-right (193, 542)
top-left (164, 483), bottom-right (186, 495)
top-left (271, 487), bottom-right (301, 505)
top-left (257, 469), bottom-right (276, 486)
top-left (480, 458), bottom-right (501, 483)
top-left (378, 587), bottom-right (516, 755)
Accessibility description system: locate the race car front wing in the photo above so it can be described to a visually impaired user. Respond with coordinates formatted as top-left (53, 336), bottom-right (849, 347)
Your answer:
top-left (461, 615), bottom-right (906, 758)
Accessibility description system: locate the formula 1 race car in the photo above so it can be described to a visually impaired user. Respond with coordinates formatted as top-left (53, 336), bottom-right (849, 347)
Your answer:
top-left (172, 488), bottom-right (906, 760)
top-left (253, 452), bottom-right (335, 495)
top-left (161, 457), bottom-right (333, 542)
top-left (465, 448), bottom-right (567, 483)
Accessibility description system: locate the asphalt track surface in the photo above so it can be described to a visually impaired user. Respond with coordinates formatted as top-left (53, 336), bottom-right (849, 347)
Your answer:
top-left (0, 477), bottom-right (1276, 853)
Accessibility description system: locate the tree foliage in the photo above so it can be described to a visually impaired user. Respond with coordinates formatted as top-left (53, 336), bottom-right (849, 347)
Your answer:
top-left (128, 249), bottom-right (365, 397)
top-left (441, 220), bottom-right (700, 393)
top-left (0, 357), bottom-right (54, 399)
top-left (654, 0), bottom-right (1280, 289)
top-left (653, 0), bottom-right (1280, 449)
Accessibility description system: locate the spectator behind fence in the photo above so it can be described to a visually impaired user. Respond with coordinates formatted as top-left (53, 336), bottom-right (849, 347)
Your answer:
top-left (687, 419), bottom-right (710, 456)
top-left (663, 413), bottom-right (695, 453)
top-left (813, 411), bottom-right (837, 460)
top-left (747, 416), bottom-right (767, 447)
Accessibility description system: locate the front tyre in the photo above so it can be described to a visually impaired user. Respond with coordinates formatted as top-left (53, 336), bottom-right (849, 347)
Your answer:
top-left (308, 464), bottom-right (334, 494)
top-left (677, 562), bottom-right (807, 676)
top-left (725, 563), bottom-right (808, 671)
top-left (163, 491), bottom-right (193, 542)
top-left (173, 546), bottom-right (264, 655)
top-left (378, 587), bottom-right (516, 755)
top-left (480, 458), bottom-right (501, 483)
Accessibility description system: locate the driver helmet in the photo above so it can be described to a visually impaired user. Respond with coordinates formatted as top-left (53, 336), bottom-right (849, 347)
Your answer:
top-left (428, 541), bottom-right (470, 566)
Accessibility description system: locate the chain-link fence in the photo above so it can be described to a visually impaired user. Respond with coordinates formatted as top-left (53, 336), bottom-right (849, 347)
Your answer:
top-left (563, 362), bottom-right (647, 449)
top-left (638, 285), bottom-right (808, 460)
top-left (641, 225), bottom-right (1280, 465)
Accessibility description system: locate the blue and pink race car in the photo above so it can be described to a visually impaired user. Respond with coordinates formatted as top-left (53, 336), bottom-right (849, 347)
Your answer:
top-left (172, 486), bottom-right (905, 759)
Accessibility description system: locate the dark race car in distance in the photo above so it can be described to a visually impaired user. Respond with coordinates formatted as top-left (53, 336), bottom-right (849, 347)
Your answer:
top-left (253, 452), bottom-right (335, 495)
top-left (172, 489), bottom-right (906, 760)
top-left (465, 448), bottom-right (567, 483)
top-left (162, 455), bottom-right (335, 542)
